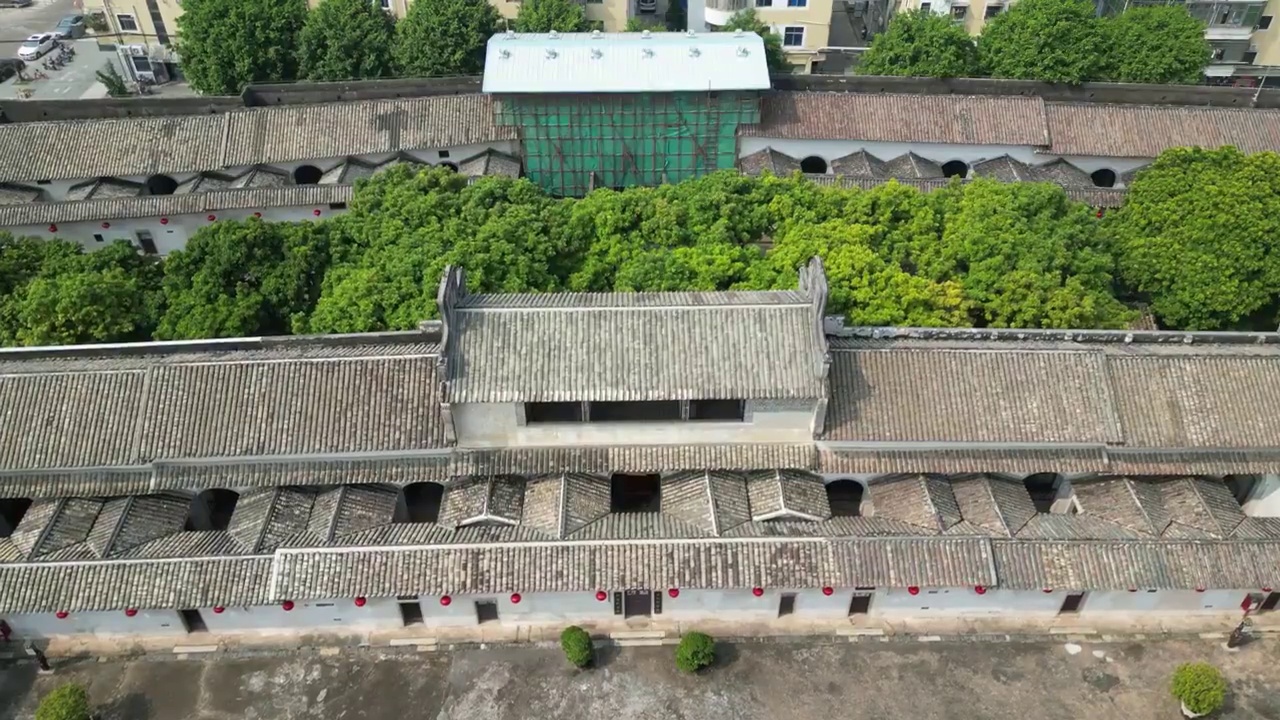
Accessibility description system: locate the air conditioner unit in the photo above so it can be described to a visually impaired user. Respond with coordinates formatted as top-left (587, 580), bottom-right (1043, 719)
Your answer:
top-left (127, 44), bottom-right (146, 56)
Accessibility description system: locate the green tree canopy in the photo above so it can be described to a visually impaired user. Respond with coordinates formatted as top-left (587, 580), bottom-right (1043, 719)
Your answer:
top-left (36, 685), bottom-right (91, 720)
top-left (156, 218), bottom-right (332, 340)
top-left (175, 0), bottom-right (307, 95)
top-left (1108, 147), bottom-right (1280, 330)
top-left (513, 0), bottom-right (592, 32)
top-left (1101, 5), bottom-right (1210, 84)
top-left (722, 9), bottom-right (789, 74)
top-left (393, 0), bottom-right (498, 77)
top-left (298, 0), bottom-right (395, 81)
top-left (977, 0), bottom-right (1105, 83)
top-left (857, 9), bottom-right (981, 78)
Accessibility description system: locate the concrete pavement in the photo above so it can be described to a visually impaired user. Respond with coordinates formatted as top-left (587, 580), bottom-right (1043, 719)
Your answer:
top-left (3, 638), bottom-right (1280, 719)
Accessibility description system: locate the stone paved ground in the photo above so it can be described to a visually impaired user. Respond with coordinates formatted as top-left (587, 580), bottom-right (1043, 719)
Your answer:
top-left (1, 637), bottom-right (1279, 720)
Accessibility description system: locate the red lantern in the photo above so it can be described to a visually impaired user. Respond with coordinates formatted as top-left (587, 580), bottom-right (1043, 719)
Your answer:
top-left (822, 587), bottom-right (833, 596)
top-left (752, 587), bottom-right (764, 597)
top-left (160, 217), bottom-right (169, 225)
top-left (440, 595), bottom-right (452, 606)
top-left (253, 212), bottom-right (262, 218)
top-left (101, 222), bottom-right (110, 229)
top-left (47, 224), bottom-right (57, 233)
top-left (354, 597), bottom-right (367, 607)
top-left (668, 588), bottom-right (679, 598)
top-left (1096, 208), bottom-right (1104, 219)
top-left (55, 610), bottom-right (68, 619)
top-left (1264, 587), bottom-right (1274, 593)
top-left (1043, 588), bottom-right (1054, 594)
top-left (510, 593), bottom-right (522, 604)
top-left (907, 586), bottom-right (920, 596)
top-left (1127, 588), bottom-right (1138, 593)
top-left (281, 600), bottom-right (295, 611)
top-left (125, 608), bottom-right (138, 617)
top-left (313, 209), bottom-right (322, 216)
top-left (206, 214), bottom-right (216, 222)
top-left (213, 606), bottom-right (225, 614)
top-left (975, 585), bottom-right (987, 595)
top-left (1195, 587), bottom-right (1206, 593)
top-left (595, 590), bottom-right (608, 601)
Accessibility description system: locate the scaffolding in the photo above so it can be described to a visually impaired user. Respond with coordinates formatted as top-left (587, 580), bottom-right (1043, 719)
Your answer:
top-left (495, 91), bottom-right (761, 197)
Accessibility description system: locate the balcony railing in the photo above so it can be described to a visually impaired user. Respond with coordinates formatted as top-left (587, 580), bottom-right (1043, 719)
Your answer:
top-left (706, 0), bottom-right (751, 13)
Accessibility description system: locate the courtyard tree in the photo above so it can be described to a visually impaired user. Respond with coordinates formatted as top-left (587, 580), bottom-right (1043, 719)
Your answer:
top-left (722, 9), bottom-right (789, 74)
top-left (298, 0), bottom-right (396, 81)
top-left (977, 0), bottom-right (1105, 83)
top-left (393, 0), bottom-right (499, 77)
top-left (513, 0), bottom-right (593, 32)
top-left (1107, 147), bottom-right (1280, 330)
top-left (1101, 5), bottom-right (1211, 84)
top-left (35, 684), bottom-right (91, 720)
top-left (857, 9), bottom-right (981, 78)
top-left (156, 218), bottom-right (333, 340)
top-left (175, 0), bottom-right (308, 95)
top-left (675, 632), bottom-right (716, 673)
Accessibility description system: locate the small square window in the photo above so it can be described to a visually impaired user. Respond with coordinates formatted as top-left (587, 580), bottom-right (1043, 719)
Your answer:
top-left (438, 150), bottom-right (450, 159)
top-left (920, 1), bottom-right (930, 11)
top-left (984, 4), bottom-right (1001, 17)
top-left (787, 0), bottom-right (807, 7)
top-left (378, 0), bottom-right (391, 9)
top-left (116, 13), bottom-right (138, 31)
top-left (783, 26), bottom-right (804, 46)
top-left (1260, 15), bottom-right (1273, 29)
top-left (756, 0), bottom-right (770, 5)
top-left (951, 4), bottom-right (967, 19)
top-left (93, 233), bottom-right (105, 242)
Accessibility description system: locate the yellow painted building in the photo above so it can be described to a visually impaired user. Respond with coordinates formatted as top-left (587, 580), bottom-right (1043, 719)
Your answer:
top-left (894, 0), bottom-right (1280, 79)
top-left (702, 0), bottom-right (835, 72)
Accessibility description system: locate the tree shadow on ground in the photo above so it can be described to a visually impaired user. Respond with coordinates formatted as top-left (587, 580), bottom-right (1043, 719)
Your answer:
top-left (712, 642), bottom-right (740, 670)
top-left (98, 692), bottom-right (151, 720)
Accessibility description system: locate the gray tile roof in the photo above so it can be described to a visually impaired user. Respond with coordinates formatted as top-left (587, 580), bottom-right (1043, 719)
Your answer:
top-left (738, 147), bottom-right (802, 176)
top-left (0, 185), bottom-right (355, 226)
top-left (449, 444), bottom-right (819, 475)
top-left (803, 173), bottom-right (1130, 208)
top-left (829, 150), bottom-right (888, 178)
top-left (520, 473), bottom-right (610, 538)
top-left (457, 149), bottom-right (522, 178)
top-left (661, 471), bottom-right (752, 535)
top-left (868, 475), bottom-right (961, 532)
top-left (970, 156), bottom-right (1044, 183)
top-left (743, 92), bottom-right (1049, 146)
top-left (440, 475), bottom-right (525, 527)
top-left (65, 177), bottom-right (144, 200)
top-left (1043, 102), bottom-right (1280, 158)
top-left (745, 470), bottom-right (831, 521)
top-left (0, 182), bottom-right (43, 204)
top-left (950, 475), bottom-right (1037, 537)
top-left (151, 455), bottom-right (453, 492)
top-left (0, 469), bottom-right (154, 500)
top-left (442, 283), bottom-right (828, 403)
top-left (1073, 478), bottom-right (1170, 537)
top-left (993, 540), bottom-right (1266, 590)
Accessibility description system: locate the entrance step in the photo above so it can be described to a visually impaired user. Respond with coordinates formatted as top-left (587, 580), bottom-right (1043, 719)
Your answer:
top-left (609, 630), bottom-right (667, 640)
top-left (389, 637), bottom-right (438, 648)
top-left (614, 638), bottom-right (667, 647)
top-left (836, 628), bottom-right (884, 637)
top-left (171, 645), bottom-right (218, 654)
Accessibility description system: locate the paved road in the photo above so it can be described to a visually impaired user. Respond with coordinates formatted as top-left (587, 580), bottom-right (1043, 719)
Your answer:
top-left (0, 0), bottom-right (76, 60)
top-left (2, 638), bottom-right (1279, 720)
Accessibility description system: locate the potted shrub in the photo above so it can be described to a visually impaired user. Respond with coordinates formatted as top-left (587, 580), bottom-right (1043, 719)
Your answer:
top-left (1171, 662), bottom-right (1227, 718)
top-left (675, 631), bottom-right (716, 673)
top-left (36, 684), bottom-right (91, 720)
top-left (560, 626), bottom-right (593, 669)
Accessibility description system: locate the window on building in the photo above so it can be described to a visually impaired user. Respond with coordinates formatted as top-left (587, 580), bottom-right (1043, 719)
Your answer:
top-left (378, 0), bottom-right (391, 9)
top-left (329, 202), bottom-right (348, 210)
top-left (799, 155), bottom-right (828, 174)
top-left (688, 399), bottom-right (745, 421)
top-left (145, 174), bottom-right (177, 196)
top-left (826, 480), bottom-right (864, 517)
top-left (1090, 168), bottom-right (1117, 188)
top-left (590, 401), bottom-right (681, 422)
top-left (951, 4), bottom-right (967, 19)
top-left (185, 489), bottom-right (239, 531)
top-left (525, 402), bottom-right (585, 424)
top-left (1260, 14), bottom-right (1273, 28)
top-left (783, 26), bottom-right (804, 46)
top-left (135, 230), bottom-right (158, 256)
top-left (941, 160), bottom-right (968, 178)
top-left (920, 2), bottom-right (931, 11)
top-left (611, 474), bottom-right (662, 513)
top-left (787, 0), bottom-right (808, 6)
top-left (0, 498), bottom-right (32, 538)
top-left (398, 482), bottom-right (444, 523)
top-left (984, 3), bottom-right (1002, 17)
top-left (756, 0), bottom-right (771, 6)
top-left (93, 234), bottom-right (105, 243)
top-left (116, 13), bottom-right (139, 31)
top-left (1244, 49), bottom-right (1258, 64)
top-left (1212, 47), bottom-right (1226, 61)
top-left (293, 165), bottom-right (322, 185)
top-left (1022, 474), bottom-right (1060, 514)
top-left (438, 150), bottom-right (451, 159)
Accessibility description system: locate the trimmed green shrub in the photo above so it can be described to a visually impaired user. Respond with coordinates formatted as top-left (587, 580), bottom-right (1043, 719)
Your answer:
top-left (560, 625), bottom-right (593, 668)
top-left (1171, 662), bottom-right (1227, 716)
top-left (35, 684), bottom-right (91, 720)
top-left (675, 631), bottom-right (716, 673)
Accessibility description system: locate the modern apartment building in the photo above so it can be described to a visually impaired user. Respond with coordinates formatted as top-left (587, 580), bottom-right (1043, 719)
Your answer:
top-left (894, 0), bottom-right (1280, 81)
top-left (699, 0), bottom-right (836, 72)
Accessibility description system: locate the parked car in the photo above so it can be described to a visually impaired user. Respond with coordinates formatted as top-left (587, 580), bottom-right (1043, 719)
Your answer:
top-left (0, 0), bottom-right (34, 8)
top-left (17, 33), bottom-right (55, 60)
top-left (53, 15), bottom-right (86, 39)
top-left (0, 58), bottom-right (24, 82)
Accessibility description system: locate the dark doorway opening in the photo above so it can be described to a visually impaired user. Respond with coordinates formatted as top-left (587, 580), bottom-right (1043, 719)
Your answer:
top-left (399, 601), bottom-right (424, 626)
top-left (941, 160), bottom-right (969, 178)
top-left (398, 482), bottom-right (444, 523)
top-left (778, 593), bottom-right (797, 617)
top-left (185, 489), bottom-right (239, 531)
top-left (1261, 592), bottom-right (1280, 611)
top-left (848, 593), bottom-right (872, 615)
top-left (145, 174), bottom-right (177, 195)
top-left (1090, 168), bottom-right (1117, 188)
top-left (1023, 473), bottom-right (1059, 513)
top-left (179, 609), bottom-right (207, 633)
top-left (292, 164), bottom-right (322, 185)
top-left (1059, 592), bottom-right (1085, 614)
top-left (0, 497), bottom-right (32, 537)
top-left (475, 600), bottom-right (499, 624)
top-left (611, 474), bottom-right (662, 512)
top-left (624, 589), bottom-right (653, 618)
top-left (799, 155), bottom-right (828, 174)
top-left (135, 230), bottom-right (159, 256)
top-left (826, 480), bottom-right (863, 517)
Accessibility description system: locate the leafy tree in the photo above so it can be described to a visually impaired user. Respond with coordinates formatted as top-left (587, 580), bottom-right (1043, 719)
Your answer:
top-left (514, 0), bottom-right (592, 32)
top-left (1170, 663), bottom-right (1227, 717)
top-left (977, 0), bottom-right (1105, 84)
top-left (625, 17), bottom-right (662, 31)
top-left (1108, 147), bottom-right (1280, 330)
top-left (675, 632), bottom-right (716, 673)
top-left (95, 64), bottom-right (130, 97)
top-left (35, 684), bottom-right (90, 720)
top-left (298, 0), bottom-right (395, 81)
top-left (664, 0), bottom-right (686, 31)
top-left (560, 626), bottom-right (593, 668)
top-left (1102, 5), bottom-right (1210, 84)
top-left (175, 0), bottom-right (307, 95)
top-left (857, 9), bottom-right (981, 78)
top-left (722, 9), bottom-right (789, 74)
top-left (156, 218), bottom-right (332, 340)
top-left (393, 0), bottom-right (498, 77)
